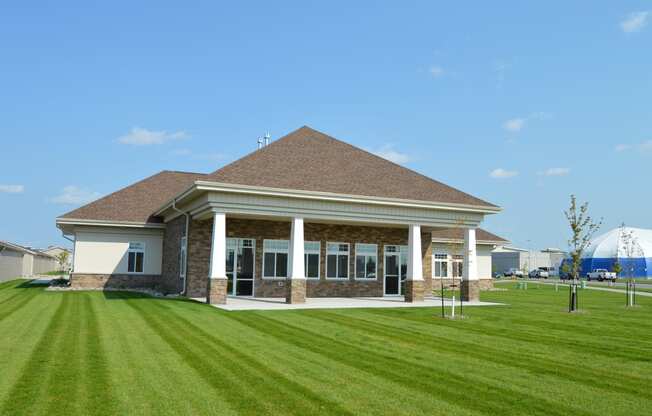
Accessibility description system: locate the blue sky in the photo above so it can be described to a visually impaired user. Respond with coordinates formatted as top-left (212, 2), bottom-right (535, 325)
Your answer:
top-left (1, 1), bottom-right (650, 251)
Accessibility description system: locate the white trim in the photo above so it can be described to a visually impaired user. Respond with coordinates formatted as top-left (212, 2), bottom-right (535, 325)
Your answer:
top-left (431, 237), bottom-right (508, 246)
top-left (56, 218), bottom-right (166, 229)
top-left (432, 253), bottom-right (449, 279)
top-left (127, 241), bottom-right (145, 274)
top-left (155, 181), bottom-right (501, 218)
top-left (354, 243), bottom-right (378, 281)
top-left (325, 242), bottom-right (350, 280)
top-left (262, 239), bottom-right (289, 279)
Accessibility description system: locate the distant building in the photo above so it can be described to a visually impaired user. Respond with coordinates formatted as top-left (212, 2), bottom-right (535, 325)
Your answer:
top-left (40, 246), bottom-right (72, 270)
top-left (492, 246), bottom-right (566, 276)
top-left (0, 240), bottom-right (59, 282)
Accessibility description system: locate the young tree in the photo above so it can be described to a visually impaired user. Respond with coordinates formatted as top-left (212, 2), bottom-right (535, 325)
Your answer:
top-left (619, 224), bottom-right (644, 306)
top-left (564, 195), bottom-right (602, 311)
top-left (56, 251), bottom-right (70, 272)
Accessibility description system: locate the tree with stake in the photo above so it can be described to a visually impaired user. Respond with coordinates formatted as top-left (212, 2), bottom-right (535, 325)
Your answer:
top-left (564, 195), bottom-right (602, 312)
top-left (56, 251), bottom-right (69, 272)
top-left (619, 224), bottom-right (643, 307)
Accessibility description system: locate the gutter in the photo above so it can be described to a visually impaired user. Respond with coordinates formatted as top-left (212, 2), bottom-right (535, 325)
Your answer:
top-left (171, 199), bottom-right (190, 296)
top-left (60, 232), bottom-right (75, 273)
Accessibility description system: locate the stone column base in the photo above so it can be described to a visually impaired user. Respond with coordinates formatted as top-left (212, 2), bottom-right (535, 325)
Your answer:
top-left (207, 278), bottom-right (227, 305)
top-left (405, 280), bottom-right (425, 302)
top-left (461, 280), bottom-right (480, 302)
top-left (286, 278), bottom-right (306, 304)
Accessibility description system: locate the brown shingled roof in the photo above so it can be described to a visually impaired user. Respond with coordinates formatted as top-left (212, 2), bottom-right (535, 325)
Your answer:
top-left (206, 126), bottom-right (497, 208)
top-left (431, 228), bottom-right (508, 243)
top-left (58, 171), bottom-right (205, 223)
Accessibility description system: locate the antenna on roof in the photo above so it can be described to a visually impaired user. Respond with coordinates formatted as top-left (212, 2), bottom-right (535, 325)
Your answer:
top-left (258, 132), bottom-right (271, 149)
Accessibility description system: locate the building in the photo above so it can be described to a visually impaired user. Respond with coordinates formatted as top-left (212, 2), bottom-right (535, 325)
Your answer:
top-left (0, 240), bottom-right (59, 282)
top-left (491, 247), bottom-right (566, 275)
top-left (56, 126), bottom-right (505, 304)
top-left (568, 227), bottom-right (652, 278)
top-left (40, 246), bottom-right (72, 271)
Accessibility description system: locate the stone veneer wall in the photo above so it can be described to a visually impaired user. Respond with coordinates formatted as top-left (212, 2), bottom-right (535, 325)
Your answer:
top-left (185, 217), bottom-right (433, 299)
top-left (160, 215), bottom-right (185, 294)
top-left (431, 278), bottom-right (494, 291)
top-left (70, 273), bottom-right (159, 289)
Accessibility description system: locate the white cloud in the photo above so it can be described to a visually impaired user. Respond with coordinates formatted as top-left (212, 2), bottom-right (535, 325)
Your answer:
top-left (489, 168), bottom-right (518, 179)
top-left (371, 144), bottom-right (411, 164)
top-left (50, 186), bottom-right (101, 205)
top-left (429, 65), bottom-right (444, 78)
top-left (621, 11), bottom-right (649, 33)
top-left (0, 184), bottom-right (24, 193)
top-left (616, 140), bottom-right (652, 153)
top-left (503, 118), bottom-right (525, 132)
top-left (540, 167), bottom-right (570, 177)
top-left (117, 127), bottom-right (189, 145)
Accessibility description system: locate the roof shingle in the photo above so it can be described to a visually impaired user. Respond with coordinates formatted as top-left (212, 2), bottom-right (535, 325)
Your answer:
top-left (206, 126), bottom-right (497, 208)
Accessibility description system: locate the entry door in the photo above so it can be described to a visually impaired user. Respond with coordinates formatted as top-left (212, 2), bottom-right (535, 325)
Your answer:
top-left (384, 245), bottom-right (408, 296)
top-left (226, 238), bottom-right (255, 297)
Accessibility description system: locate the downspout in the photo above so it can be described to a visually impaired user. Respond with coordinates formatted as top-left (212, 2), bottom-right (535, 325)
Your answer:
top-left (60, 232), bottom-right (75, 274)
top-left (171, 199), bottom-right (190, 295)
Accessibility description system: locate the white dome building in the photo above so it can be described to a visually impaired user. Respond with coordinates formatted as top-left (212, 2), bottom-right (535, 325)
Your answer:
top-left (576, 227), bottom-right (652, 278)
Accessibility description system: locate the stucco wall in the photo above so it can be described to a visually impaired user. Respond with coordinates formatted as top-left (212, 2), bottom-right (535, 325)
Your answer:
top-left (73, 226), bottom-right (163, 275)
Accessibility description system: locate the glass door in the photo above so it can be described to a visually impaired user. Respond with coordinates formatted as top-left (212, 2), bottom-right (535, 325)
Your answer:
top-left (225, 238), bottom-right (255, 297)
top-left (384, 245), bottom-right (408, 296)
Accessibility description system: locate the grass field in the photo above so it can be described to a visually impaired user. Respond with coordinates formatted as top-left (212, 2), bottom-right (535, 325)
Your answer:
top-left (1, 280), bottom-right (651, 415)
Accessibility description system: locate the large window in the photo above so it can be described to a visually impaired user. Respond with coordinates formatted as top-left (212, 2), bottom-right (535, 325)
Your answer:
top-left (433, 253), bottom-right (448, 278)
top-left (355, 243), bottom-right (377, 279)
top-left (179, 236), bottom-right (187, 279)
top-left (263, 240), bottom-right (289, 279)
top-left (304, 241), bottom-right (320, 279)
top-left (127, 242), bottom-right (145, 274)
top-left (326, 242), bottom-right (349, 279)
top-left (452, 254), bottom-right (464, 278)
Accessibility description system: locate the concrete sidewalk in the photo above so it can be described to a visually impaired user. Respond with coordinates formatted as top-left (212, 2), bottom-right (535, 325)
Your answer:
top-left (193, 296), bottom-right (504, 311)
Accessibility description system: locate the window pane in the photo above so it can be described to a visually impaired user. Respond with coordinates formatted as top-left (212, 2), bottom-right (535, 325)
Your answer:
top-left (338, 255), bottom-right (348, 278)
top-left (327, 255), bottom-right (337, 278)
top-left (339, 244), bottom-right (348, 252)
top-left (435, 262), bottom-right (441, 277)
top-left (128, 252), bottom-right (135, 272)
top-left (356, 256), bottom-right (365, 278)
top-left (366, 256), bottom-right (376, 278)
top-left (327, 243), bottom-right (339, 254)
top-left (356, 244), bottom-right (376, 255)
top-left (307, 254), bottom-right (319, 278)
top-left (135, 252), bottom-right (144, 273)
top-left (264, 253), bottom-right (275, 277)
top-left (442, 262), bottom-right (448, 277)
top-left (276, 253), bottom-right (288, 277)
top-left (305, 241), bottom-right (320, 252)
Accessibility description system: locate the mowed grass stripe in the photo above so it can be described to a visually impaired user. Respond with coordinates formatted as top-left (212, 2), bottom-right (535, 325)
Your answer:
top-left (226, 312), bottom-right (592, 416)
top-left (1, 294), bottom-right (72, 415)
top-left (127, 297), bottom-right (355, 416)
top-left (327, 308), bottom-right (650, 394)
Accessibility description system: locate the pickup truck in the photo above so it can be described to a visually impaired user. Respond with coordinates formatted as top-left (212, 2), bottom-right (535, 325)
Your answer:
top-left (586, 269), bottom-right (617, 282)
top-left (505, 268), bottom-right (524, 278)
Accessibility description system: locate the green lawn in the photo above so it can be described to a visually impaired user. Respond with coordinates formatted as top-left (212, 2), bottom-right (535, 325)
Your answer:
top-left (1, 280), bottom-right (651, 415)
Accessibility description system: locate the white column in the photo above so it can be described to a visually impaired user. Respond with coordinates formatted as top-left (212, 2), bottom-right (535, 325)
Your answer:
top-left (406, 224), bottom-right (423, 281)
top-left (463, 228), bottom-right (478, 281)
top-left (208, 211), bottom-right (227, 279)
top-left (288, 217), bottom-right (305, 279)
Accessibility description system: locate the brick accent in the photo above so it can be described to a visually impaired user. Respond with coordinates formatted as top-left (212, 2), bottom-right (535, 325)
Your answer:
top-left (160, 215), bottom-right (185, 294)
top-left (286, 279), bottom-right (306, 304)
top-left (185, 217), bottom-right (433, 299)
top-left (405, 280), bottom-right (425, 302)
top-left (461, 280), bottom-right (480, 302)
top-left (207, 278), bottom-right (227, 304)
top-left (432, 278), bottom-right (493, 293)
top-left (70, 273), bottom-right (158, 290)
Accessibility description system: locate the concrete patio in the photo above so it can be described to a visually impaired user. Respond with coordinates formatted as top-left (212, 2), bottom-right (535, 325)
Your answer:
top-left (192, 296), bottom-right (503, 311)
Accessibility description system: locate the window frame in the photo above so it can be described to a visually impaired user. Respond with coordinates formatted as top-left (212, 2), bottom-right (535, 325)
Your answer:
top-left (354, 243), bottom-right (378, 280)
top-left (452, 254), bottom-right (464, 278)
top-left (262, 239), bottom-right (289, 279)
top-left (304, 241), bottom-right (321, 279)
top-left (127, 241), bottom-right (145, 274)
top-left (432, 253), bottom-right (449, 279)
top-left (326, 242), bottom-right (350, 280)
